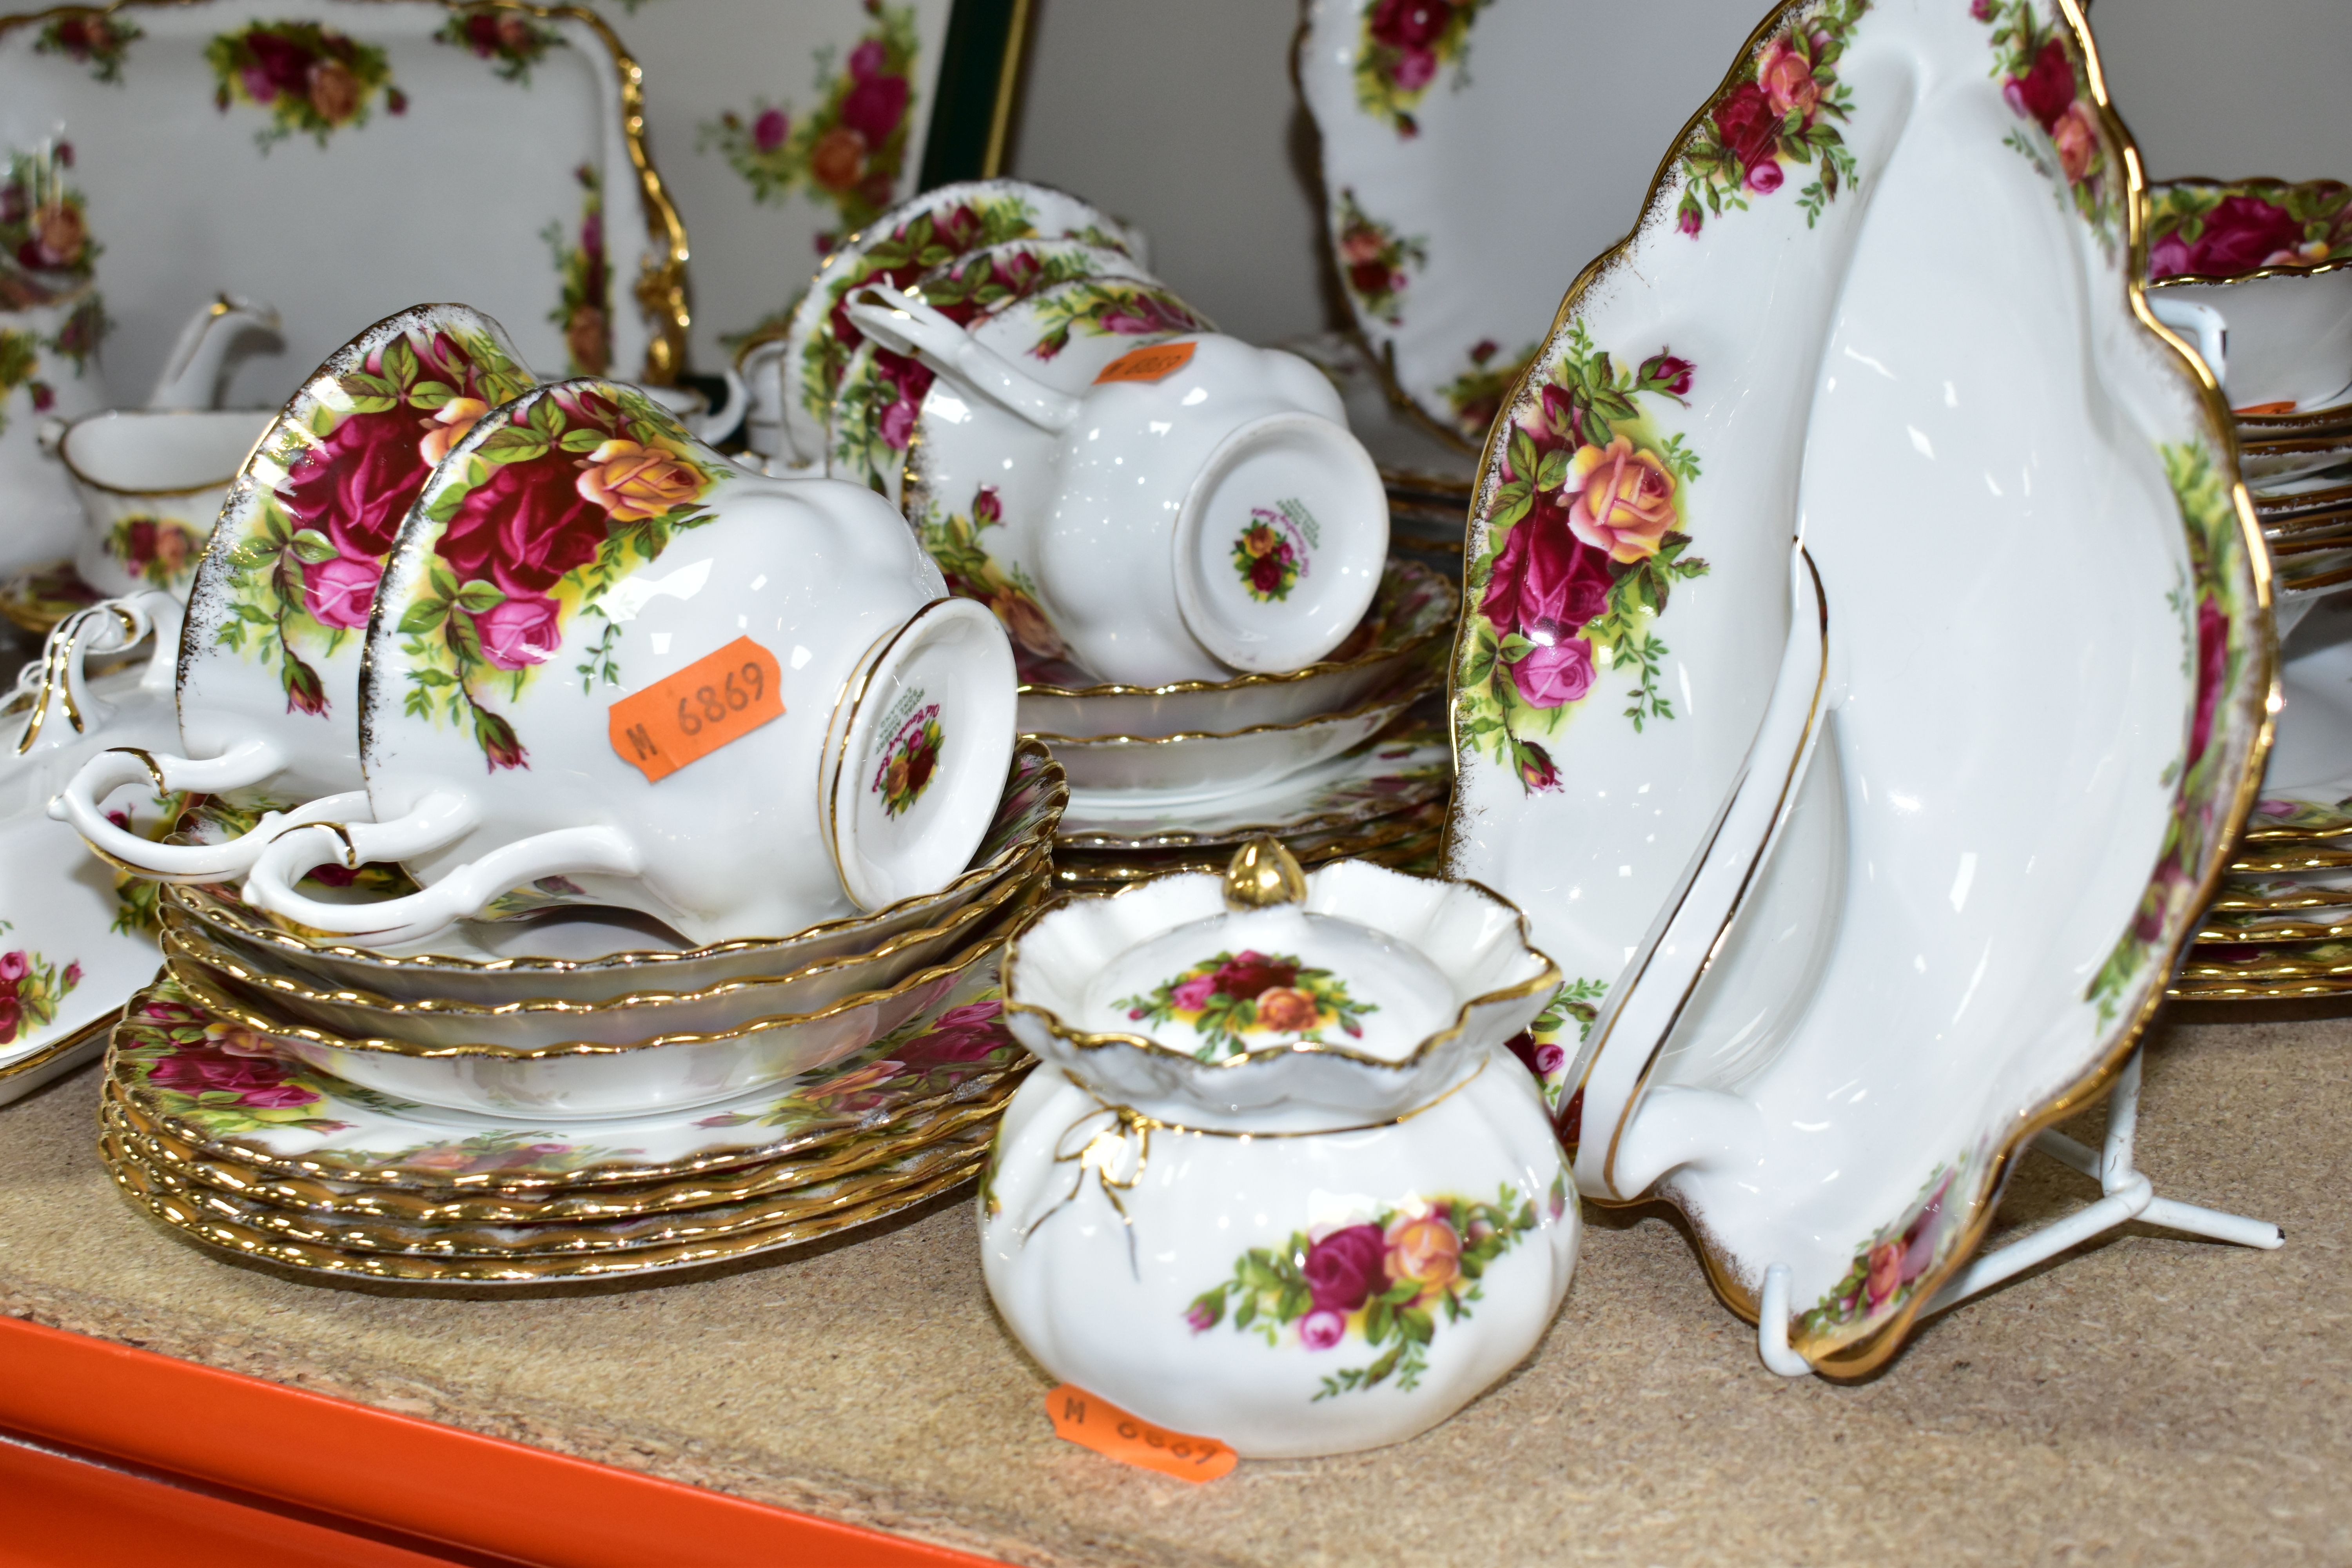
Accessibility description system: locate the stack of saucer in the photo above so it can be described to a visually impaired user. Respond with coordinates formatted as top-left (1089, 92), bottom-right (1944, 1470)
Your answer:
top-left (93, 740), bottom-right (1065, 1285)
top-left (2145, 180), bottom-right (2352, 998)
top-left (2173, 596), bottom-right (2352, 1001)
top-left (1024, 561), bottom-right (1457, 894)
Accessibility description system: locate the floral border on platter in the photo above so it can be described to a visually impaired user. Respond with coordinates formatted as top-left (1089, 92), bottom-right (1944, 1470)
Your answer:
top-left (1445, 0), bottom-right (2274, 1377)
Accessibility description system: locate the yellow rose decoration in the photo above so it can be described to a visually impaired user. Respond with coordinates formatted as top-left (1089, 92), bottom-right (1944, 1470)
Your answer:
top-left (575, 438), bottom-right (702, 522)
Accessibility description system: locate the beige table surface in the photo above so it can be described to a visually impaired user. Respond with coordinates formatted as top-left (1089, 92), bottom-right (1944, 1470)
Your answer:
top-left (1, 1002), bottom-right (2346, 1567)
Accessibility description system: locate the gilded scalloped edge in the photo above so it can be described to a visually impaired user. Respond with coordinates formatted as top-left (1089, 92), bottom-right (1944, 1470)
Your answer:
top-left (1424, 0), bottom-right (2279, 1378)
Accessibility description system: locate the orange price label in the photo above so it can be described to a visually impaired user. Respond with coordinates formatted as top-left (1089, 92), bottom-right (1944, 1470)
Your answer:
top-left (1044, 1386), bottom-right (1236, 1483)
top-left (607, 635), bottom-right (784, 784)
top-left (1093, 341), bottom-right (1196, 385)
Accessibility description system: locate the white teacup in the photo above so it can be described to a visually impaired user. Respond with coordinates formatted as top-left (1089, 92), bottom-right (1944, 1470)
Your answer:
top-left (846, 285), bottom-right (1389, 685)
top-left (239, 377), bottom-right (1017, 948)
top-left (49, 305), bottom-right (538, 879)
top-left (57, 408), bottom-right (272, 598)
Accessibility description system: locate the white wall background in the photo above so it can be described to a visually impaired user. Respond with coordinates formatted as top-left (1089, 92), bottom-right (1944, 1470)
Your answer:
top-left (1005, 0), bottom-right (2352, 347)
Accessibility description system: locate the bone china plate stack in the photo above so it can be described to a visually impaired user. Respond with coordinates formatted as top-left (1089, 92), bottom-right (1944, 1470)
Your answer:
top-left (93, 741), bottom-right (1065, 1286)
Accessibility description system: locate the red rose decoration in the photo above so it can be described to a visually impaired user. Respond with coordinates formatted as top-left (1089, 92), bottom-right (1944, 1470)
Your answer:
top-left (840, 74), bottom-right (908, 144)
top-left (1711, 82), bottom-right (1782, 174)
top-left (2011, 39), bottom-right (2075, 133)
top-left (1369, 0), bottom-right (1452, 49)
top-left (1302, 1223), bottom-right (1388, 1313)
top-left (2184, 196), bottom-right (2306, 278)
top-left (1211, 951), bottom-right (1298, 1000)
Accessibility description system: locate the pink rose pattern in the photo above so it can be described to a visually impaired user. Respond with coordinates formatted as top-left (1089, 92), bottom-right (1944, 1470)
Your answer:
top-left (1455, 324), bottom-right (1705, 793)
top-left (1352, 0), bottom-right (1490, 139)
top-left (1675, 1), bottom-right (1866, 238)
top-left (0, 939), bottom-right (79, 1046)
top-left (1333, 187), bottom-right (1426, 327)
top-left (209, 316), bottom-right (531, 719)
top-left (700, 2), bottom-right (919, 248)
top-left (1114, 949), bottom-right (1377, 1059)
top-left (1977, 0), bottom-right (2122, 247)
top-left (390, 381), bottom-right (721, 771)
top-left (205, 21), bottom-right (403, 152)
top-left (2146, 180), bottom-right (2352, 292)
top-left (1184, 1182), bottom-right (1561, 1399)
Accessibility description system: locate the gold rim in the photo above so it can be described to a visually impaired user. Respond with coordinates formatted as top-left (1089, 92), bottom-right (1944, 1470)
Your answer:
top-left (106, 1013), bottom-right (1024, 1194)
top-left (157, 859), bottom-right (1036, 1017)
top-left (104, 1069), bottom-right (1022, 1224)
top-left (0, 2), bottom-right (690, 383)
top-left (1051, 735), bottom-right (1450, 850)
top-left (1051, 799), bottom-right (1447, 880)
top-left (2255, 480), bottom-right (2352, 517)
top-left (998, 867), bottom-right (1559, 1077)
top-left (2141, 176), bottom-right (2352, 289)
top-left (1014, 560), bottom-right (1459, 701)
top-left (161, 739), bottom-right (1064, 973)
top-left (1594, 550), bottom-right (1830, 1202)
top-left (2167, 974), bottom-right (2352, 1001)
top-left (105, 1136), bottom-right (986, 1283)
top-left (1432, 0), bottom-right (2279, 1379)
top-left (104, 1110), bottom-right (996, 1256)
top-left (52, 409), bottom-right (256, 497)
top-left (2173, 944), bottom-right (2352, 983)
top-left (161, 923), bottom-right (1012, 1059)
top-left (0, 559), bottom-right (100, 636)
top-left (1027, 660), bottom-right (1440, 748)
top-left (0, 1005), bottom-right (119, 1083)
top-left (2194, 913), bottom-right (2352, 943)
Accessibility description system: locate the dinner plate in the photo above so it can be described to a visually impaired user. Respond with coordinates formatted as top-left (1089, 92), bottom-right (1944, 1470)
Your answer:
top-left (106, 1102), bottom-right (992, 1257)
top-left (103, 1067), bottom-right (1017, 1223)
top-left (1459, 0), bottom-right (2270, 1376)
top-left (104, 1118), bottom-right (989, 1285)
top-left (107, 956), bottom-right (1024, 1187)
top-left (0, 1), bottom-right (680, 407)
top-left (1295, 0), bottom-right (1784, 446)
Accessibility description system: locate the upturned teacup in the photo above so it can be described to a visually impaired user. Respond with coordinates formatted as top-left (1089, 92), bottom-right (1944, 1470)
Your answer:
top-left (237, 377), bottom-right (1018, 948)
top-left (847, 285), bottom-right (1390, 685)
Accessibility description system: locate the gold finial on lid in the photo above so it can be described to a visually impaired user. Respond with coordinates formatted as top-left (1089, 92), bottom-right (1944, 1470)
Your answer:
top-left (1222, 835), bottom-right (1306, 909)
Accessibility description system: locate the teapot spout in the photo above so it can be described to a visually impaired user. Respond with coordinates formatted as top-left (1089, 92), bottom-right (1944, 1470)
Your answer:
top-left (149, 294), bottom-right (283, 410)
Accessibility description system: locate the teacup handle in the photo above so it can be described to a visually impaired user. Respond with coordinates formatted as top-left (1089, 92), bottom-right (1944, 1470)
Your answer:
top-left (12, 591), bottom-right (179, 760)
top-left (47, 735), bottom-right (377, 880)
top-left (239, 796), bottom-right (642, 948)
top-left (2147, 295), bottom-right (2227, 388)
top-left (844, 284), bottom-right (1082, 434)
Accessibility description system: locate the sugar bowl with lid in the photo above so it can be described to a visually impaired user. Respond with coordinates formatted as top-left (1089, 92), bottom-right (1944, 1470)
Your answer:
top-left (981, 839), bottom-right (1575, 1459)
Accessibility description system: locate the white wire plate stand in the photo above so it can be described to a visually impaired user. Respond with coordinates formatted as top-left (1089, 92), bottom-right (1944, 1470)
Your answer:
top-left (1755, 1050), bottom-right (2285, 1377)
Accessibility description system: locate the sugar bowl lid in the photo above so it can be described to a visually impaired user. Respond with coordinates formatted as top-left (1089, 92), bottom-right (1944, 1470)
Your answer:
top-left (1002, 838), bottom-right (1561, 1132)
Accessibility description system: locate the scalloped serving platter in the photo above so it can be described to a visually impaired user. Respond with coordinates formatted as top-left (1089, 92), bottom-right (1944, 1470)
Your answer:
top-left (0, 0), bottom-right (672, 415)
top-left (1447, 0), bottom-right (2269, 1376)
